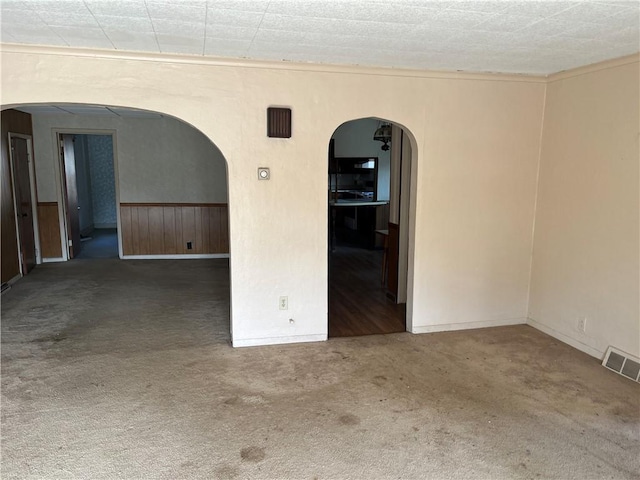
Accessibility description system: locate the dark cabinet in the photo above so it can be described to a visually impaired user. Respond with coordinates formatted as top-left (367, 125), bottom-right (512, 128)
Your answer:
top-left (329, 156), bottom-right (385, 250)
top-left (332, 205), bottom-right (378, 249)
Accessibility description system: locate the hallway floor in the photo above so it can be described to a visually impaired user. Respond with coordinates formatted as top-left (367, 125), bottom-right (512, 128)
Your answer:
top-left (1, 259), bottom-right (638, 479)
top-left (76, 228), bottom-right (119, 259)
top-left (329, 246), bottom-right (405, 337)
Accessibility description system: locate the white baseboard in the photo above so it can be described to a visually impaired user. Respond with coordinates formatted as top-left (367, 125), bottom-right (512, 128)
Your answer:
top-left (42, 257), bottom-right (65, 263)
top-left (42, 254), bottom-right (229, 261)
top-left (527, 317), bottom-right (603, 359)
top-left (411, 317), bottom-right (526, 334)
top-left (122, 253), bottom-right (229, 260)
top-left (233, 333), bottom-right (327, 348)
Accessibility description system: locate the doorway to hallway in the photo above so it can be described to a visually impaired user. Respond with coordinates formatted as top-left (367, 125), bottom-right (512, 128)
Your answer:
top-left (59, 133), bottom-right (118, 260)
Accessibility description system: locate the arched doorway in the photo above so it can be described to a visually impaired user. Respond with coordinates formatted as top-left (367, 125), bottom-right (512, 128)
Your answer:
top-left (328, 117), bottom-right (416, 337)
top-left (1, 103), bottom-right (232, 340)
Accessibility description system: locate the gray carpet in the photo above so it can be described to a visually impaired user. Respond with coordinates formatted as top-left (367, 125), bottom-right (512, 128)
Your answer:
top-left (1, 259), bottom-right (638, 479)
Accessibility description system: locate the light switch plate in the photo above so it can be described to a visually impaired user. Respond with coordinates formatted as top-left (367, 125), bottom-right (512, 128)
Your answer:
top-left (258, 167), bottom-right (270, 180)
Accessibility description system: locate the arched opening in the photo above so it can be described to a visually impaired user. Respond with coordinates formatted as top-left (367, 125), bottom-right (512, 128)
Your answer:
top-left (1, 103), bottom-right (232, 345)
top-left (328, 117), bottom-right (417, 337)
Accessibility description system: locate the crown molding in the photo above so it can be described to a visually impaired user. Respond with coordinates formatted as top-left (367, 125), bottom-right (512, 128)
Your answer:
top-left (0, 42), bottom-right (547, 84)
top-left (547, 53), bottom-right (640, 83)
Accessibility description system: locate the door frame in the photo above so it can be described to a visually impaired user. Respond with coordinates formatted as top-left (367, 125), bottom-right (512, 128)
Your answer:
top-left (53, 129), bottom-right (121, 261)
top-left (385, 125), bottom-right (414, 306)
top-left (396, 128), bottom-right (412, 304)
top-left (7, 133), bottom-right (41, 272)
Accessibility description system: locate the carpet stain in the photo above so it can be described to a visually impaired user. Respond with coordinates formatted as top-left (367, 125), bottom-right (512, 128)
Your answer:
top-left (372, 375), bottom-right (387, 386)
top-left (339, 414), bottom-right (361, 426)
top-left (224, 395), bottom-right (266, 406)
top-left (240, 446), bottom-right (265, 463)
top-left (241, 395), bottom-right (266, 405)
top-left (215, 463), bottom-right (240, 478)
top-left (33, 334), bottom-right (67, 343)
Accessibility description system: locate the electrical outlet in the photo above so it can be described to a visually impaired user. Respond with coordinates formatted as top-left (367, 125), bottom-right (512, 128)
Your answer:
top-left (279, 296), bottom-right (288, 310)
top-left (186, 241), bottom-right (192, 250)
top-left (577, 317), bottom-right (587, 333)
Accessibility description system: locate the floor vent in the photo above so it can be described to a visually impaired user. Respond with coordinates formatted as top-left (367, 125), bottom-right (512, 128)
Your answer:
top-left (602, 346), bottom-right (640, 383)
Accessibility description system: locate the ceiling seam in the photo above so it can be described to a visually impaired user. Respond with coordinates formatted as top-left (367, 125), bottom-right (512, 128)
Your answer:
top-left (27, 7), bottom-right (70, 48)
top-left (246, 0), bottom-right (272, 57)
top-left (83, 0), bottom-right (116, 50)
top-left (202, 1), bottom-right (209, 56)
top-left (143, 0), bottom-right (162, 53)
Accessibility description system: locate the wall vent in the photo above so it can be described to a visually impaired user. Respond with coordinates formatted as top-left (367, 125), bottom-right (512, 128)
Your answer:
top-left (602, 346), bottom-right (640, 383)
top-left (267, 107), bottom-right (292, 138)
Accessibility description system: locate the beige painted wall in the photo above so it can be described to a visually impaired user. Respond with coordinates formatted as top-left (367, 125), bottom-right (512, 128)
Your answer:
top-left (1, 46), bottom-right (545, 346)
top-left (31, 114), bottom-right (228, 204)
top-left (529, 58), bottom-right (640, 358)
top-left (416, 79), bottom-right (545, 331)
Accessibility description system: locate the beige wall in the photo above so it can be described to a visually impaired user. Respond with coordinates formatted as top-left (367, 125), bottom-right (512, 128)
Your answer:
top-left (416, 79), bottom-right (545, 332)
top-left (529, 58), bottom-right (640, 358)
top-left (31, 114), bottom-right (228, 204)
top-left (1, 45), bottom-right (546, 347)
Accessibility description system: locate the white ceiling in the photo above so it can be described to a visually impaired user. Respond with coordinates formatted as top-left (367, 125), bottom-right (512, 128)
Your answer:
top-left (1, 0), bottom-right (638, 75)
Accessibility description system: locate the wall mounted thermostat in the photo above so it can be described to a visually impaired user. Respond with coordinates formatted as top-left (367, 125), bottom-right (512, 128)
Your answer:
top-left (258, 167), bottom-right (270, 180)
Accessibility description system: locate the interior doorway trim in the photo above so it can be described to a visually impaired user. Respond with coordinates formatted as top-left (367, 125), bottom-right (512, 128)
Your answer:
top-left (53, 128), bottom-right (120, 261)
top-left (7, 132), bottom-right (41, 270)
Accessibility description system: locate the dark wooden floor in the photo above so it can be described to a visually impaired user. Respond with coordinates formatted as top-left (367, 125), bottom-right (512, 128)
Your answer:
top-left (329, 245), bottom-right (405, 337)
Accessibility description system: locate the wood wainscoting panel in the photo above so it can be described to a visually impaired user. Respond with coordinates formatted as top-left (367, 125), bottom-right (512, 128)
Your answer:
top-left (136, 206), bottom-right (150, 254)
top-left (37, 203), bottom-right (62, 259)
top-left (181, 206), bottom-right (196, 252)
top-left (219, 207), bottom-right (230, 253)
top-left (120, 203), bottom-right (229, 256)
top-left (162, 207), bottom-right (177, 253)
top-left (120, 206), bottom-right (133, 255)
top-left (148, 207), bottom-right (164, 254)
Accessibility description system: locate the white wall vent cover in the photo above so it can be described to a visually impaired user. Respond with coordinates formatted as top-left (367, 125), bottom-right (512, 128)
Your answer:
top-left (602, 347), bottom-right (640, 383)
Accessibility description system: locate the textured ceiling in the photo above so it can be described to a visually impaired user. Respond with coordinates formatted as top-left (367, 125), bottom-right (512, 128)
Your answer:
top-left (14, 104), bottom-right (164, 116)
top-left (1, 0), bottom-right (639, 75)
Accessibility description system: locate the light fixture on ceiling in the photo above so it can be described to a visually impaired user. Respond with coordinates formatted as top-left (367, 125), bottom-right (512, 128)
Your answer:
top-left (373, 122), bottom-right (392, 151)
